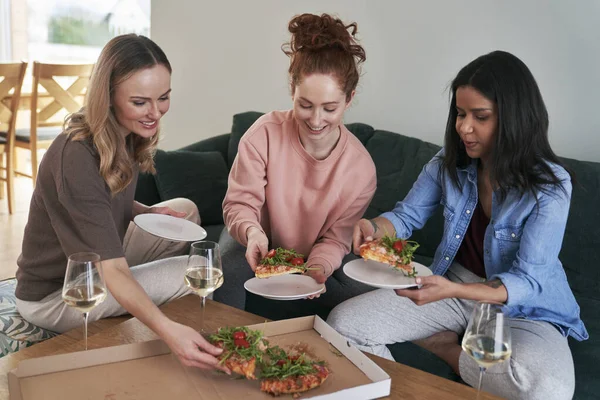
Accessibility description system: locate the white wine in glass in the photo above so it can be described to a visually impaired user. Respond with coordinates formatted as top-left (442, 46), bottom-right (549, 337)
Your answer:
top-left (185, 241), bottom-right (224, 330)
top-left (462, 301), bottom-right (512, 399)
top-left (62, 252), bottom-right (107, 350)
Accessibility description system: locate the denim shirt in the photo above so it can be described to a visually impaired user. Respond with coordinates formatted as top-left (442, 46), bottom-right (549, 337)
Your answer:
top-left (381, 150), bottom-right (588, 341)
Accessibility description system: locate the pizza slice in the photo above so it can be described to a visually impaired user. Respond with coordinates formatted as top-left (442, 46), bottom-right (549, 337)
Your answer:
top-left (255, 248), bottom-right (312, 278)
top-left (259, 346), bottom-right (330, 397)
top-left (359, 235), bottom-right (420, 277)
top-left (209, 326), bottom-right (268, 379)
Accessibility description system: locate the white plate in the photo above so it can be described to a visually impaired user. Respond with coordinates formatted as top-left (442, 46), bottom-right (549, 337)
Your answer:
top-left (133, 214), bottom-right (207, 242)
top-left (244, 274), bottom-right (325, 301)
top-left (343, 259), bottom-right (432, 289)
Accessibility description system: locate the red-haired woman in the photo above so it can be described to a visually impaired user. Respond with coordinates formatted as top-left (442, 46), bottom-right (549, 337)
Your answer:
top-left (216, 13), bottom-right (377, 320)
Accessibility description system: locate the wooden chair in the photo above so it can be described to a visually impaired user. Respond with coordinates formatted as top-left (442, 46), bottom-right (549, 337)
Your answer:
top-left (0, 62), bottom-right (27, 214)
top-left (14, 62), bottom-right (94, 185)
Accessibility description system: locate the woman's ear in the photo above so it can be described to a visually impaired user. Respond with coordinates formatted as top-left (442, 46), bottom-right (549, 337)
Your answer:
top-left (345, 90), bottom-right (356, 109)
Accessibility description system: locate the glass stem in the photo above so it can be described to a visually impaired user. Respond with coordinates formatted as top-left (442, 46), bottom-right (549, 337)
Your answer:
top-left (476, 366), bottom-right (485, 400)
top-left (83, 312), bottom-right (89, 350)
top-left (200, 296), bottom-right (206, 332)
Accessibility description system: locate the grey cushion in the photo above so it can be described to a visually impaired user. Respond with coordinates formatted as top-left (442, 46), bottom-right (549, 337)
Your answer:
top-left (153, 150), bottom-right (229, 226)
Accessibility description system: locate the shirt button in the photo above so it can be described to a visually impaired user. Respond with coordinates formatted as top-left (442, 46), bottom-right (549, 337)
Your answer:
top-left (511, 233), bottom-right (516, 238)
top-left (445, 256), bottom-right (450, 261)
top-left (466, 210), bottom-right (471, 214)
top-left (485, 250), bottom-right (490, 255)
top-left (455, 234), bottom-right (460, 239)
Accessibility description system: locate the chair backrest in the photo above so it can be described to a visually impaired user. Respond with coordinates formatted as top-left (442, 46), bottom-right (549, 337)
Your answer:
top-left (0, 62), bottom-right (28, 137)
top-left (30, 62), bottom-right (95, 137)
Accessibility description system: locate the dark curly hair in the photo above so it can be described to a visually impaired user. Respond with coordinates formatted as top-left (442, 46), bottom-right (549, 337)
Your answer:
top-left (282, 13), bottom-right (366, 102)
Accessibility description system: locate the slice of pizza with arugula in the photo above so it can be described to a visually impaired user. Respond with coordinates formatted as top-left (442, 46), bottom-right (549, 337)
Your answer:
top-left (255, 248), bottom-right (314, 278)
top-left (209, 326), bottom-right (268, 379)
top-left (359, 235), bottom-right (420, 277)
top-left (259, 345), bottom-right (330, 396)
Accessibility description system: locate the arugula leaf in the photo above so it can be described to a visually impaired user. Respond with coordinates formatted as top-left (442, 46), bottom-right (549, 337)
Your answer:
top-left (259, 345), bottom-right (324, 380)
top-left (209, 326), bottom-right (267, 362)
top-left (380, 235), bottom-right (420, 275)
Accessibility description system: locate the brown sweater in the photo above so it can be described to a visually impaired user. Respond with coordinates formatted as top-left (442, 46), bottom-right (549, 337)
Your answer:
top-left (16, 133), bottom-right (138, 301)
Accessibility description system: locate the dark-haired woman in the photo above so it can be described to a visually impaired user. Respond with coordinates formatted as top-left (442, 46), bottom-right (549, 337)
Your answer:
top-left (327, 51), bottom-right (587, 399)
top-left (215, 13), bottom-right (377, 318)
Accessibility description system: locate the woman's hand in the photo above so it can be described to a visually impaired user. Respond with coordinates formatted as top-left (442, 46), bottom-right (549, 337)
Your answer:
top-left (352, 219), bottom-right (376, 254)
top-left (161, 320), bottom-right (231, 373)
top-left (147, 206), bottom-right (186, 218)
top-left (394, 275), bottom-right (459, 305)
top-left (305, 265), bottom-right (328, 299)
top-left (352, 217), bottom-right (395, 254)
top-left (245, 227), bottom-right (268, 271)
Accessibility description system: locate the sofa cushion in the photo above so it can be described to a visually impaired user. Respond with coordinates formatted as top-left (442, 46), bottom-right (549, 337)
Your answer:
top-left (0, 279), bottom-right (57, 357)
top-left (364, 130), bottom-right (444, 257)
top-left (228, 112), bottom-right (264, 168)
top-left (345, 122), bottom-right (375, 146)
top-left (153, 150), bottom-right (229, 226)
top-left (135, 172), bottom-right (162, 207)
top-left (179, 133), bottom-right (230, 163)
top-left (558, 157), bottom-right (600, 399)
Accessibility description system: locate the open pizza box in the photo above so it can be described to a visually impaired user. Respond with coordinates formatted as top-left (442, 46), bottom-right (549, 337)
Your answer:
top-left (8, 315), bottom-right (391, 399)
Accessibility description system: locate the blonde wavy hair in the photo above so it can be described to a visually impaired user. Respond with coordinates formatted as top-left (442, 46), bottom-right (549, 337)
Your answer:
top-left (66, 34), bottom-right (172, 195)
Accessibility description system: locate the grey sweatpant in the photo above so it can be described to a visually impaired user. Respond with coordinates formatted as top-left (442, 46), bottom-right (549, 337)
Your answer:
top-left (327, 263), bottom-right (575, 400)
top-left (16, 198), bottom-right (199, 333)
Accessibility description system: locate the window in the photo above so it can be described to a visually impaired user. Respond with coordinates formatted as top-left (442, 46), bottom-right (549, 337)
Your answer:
top-left (1, 0), bottom-right (150, 63)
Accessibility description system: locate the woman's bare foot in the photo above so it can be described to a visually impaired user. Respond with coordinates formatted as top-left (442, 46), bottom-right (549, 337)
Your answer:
top-left (413, 331), bottom-right (462, 375)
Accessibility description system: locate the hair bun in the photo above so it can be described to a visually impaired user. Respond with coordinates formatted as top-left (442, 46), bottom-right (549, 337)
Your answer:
top-left (284, 13), bottom-right (366, 63)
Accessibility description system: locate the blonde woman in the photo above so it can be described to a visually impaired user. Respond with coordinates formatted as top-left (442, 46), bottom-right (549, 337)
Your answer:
top-left (15, 34), bottom-right (229, 373)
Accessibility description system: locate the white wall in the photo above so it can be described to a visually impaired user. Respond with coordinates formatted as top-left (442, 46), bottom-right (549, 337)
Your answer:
top-left (151, 0), bottom-right (600, 162)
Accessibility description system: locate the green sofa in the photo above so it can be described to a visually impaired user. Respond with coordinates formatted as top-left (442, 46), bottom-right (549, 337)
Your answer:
top-left (135, 111), bottom-right (599, 399)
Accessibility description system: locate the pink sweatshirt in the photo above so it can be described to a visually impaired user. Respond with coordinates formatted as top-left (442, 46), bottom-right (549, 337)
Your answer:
top-left (223, 110), bottom-right (377, 276)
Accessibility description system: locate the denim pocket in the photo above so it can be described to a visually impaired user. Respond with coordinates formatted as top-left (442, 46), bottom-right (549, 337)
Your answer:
top-left (441, 196), bottom-right (455, 221)
top-left (494, 225), bottom-right (523, 241)
top-left (494, 224), bottom-right (523, 263)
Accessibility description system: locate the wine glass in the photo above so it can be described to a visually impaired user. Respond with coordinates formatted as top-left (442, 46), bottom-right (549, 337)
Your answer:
top-left (62, 252), bottom-right (108, 350)
top-left (462, 301), bottom-right (512, 399)
top-left (184, 241), bottom-right (224, 331)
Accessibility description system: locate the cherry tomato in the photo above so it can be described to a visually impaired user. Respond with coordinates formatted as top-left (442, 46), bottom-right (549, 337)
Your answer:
top-left (290, 257), bottom-right (304, 266)
top-left (276, 359), bottom-right (287, 366)
top-left (234, 338), bottom-right (250, 348)
top-left (232, 331), bottom-right (246, 340)
top-left (392, 240), bottom-right (404, 253)
top-left (266, 249), bottom-right (276, 258)
top-left (284, 255), bottom-right (294, 262)
top-left (288, 355), bottom-right (300, 362)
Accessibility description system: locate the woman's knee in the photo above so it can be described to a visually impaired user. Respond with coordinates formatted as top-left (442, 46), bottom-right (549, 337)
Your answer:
top-left (164, 198), bottom-right (200, 225)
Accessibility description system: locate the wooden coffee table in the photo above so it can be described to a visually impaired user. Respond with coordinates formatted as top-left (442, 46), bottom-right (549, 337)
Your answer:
top-left (0, 296), bottom-right (502, 399)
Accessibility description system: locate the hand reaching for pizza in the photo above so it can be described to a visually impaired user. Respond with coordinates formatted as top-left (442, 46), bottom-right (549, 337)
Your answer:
top-left (246, 227), bottom-right (269, 271)
top-left (394, 275), bottom-right (458, 305)
top-left (161, 320), bottom-right (231, 373)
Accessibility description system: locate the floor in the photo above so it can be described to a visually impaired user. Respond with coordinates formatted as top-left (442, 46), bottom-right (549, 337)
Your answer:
top-left (0, 176), bottom-right (33, 281)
